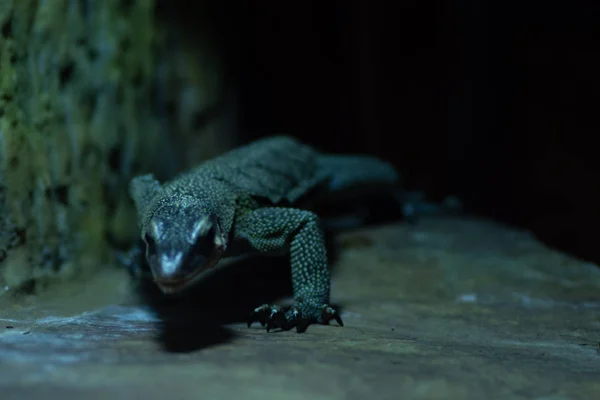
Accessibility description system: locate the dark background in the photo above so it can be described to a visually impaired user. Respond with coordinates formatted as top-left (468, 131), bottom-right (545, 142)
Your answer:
top-left (159, 0), bottom-right (600, 264)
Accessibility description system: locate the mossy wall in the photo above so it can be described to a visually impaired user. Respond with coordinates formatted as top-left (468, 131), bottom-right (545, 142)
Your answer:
top-left (0, 0), bottom-right (235, 294)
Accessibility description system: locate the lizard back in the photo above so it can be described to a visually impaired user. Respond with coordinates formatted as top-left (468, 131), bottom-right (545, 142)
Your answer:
top-left (185, 136), bottom-right (326, 205)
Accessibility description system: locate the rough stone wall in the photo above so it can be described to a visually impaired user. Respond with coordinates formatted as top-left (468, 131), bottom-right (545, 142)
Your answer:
top-left (0, 0), bottom-right (234, 294)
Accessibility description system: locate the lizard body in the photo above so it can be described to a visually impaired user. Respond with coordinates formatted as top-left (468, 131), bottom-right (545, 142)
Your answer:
top-left (129, 135), bottom-right (399, 332)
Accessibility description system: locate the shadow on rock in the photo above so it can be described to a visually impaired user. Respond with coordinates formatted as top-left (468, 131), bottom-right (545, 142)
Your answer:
top-left (155, 318), bottom-right (234, 353)
top-left (134, 254), bottom-right (296, 352)
top-left (128, 208), bottom-right (364, 352)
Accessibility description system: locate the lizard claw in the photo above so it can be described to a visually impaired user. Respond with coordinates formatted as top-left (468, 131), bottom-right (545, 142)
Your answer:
top-left (247, 303), bottom-right (343, 332)
top-left (321, 304), bottom-right (344, 327)
top-left (248, 304), bottom-right (291, 331)
top-left (247, 304), bottom-right (301, 332)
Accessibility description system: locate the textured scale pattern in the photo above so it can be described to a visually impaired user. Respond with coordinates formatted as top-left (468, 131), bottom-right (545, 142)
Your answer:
top-left (129, 135), bottom-right (400, 332)
top-left (235, 207), bottom-right (330, 323)
top-left (182, 136), bottom-right (323, 204)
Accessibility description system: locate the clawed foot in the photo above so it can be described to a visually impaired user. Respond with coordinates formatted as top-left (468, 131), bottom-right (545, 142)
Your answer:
top-left (247, 303), bottom-right (344, 333)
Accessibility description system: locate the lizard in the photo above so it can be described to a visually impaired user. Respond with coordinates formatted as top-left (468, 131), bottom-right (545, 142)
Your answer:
top-left (127, 135), bottom-right (415, 332)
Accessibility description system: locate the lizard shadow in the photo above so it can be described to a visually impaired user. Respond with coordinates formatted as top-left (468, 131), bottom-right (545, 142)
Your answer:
top-left (134, 250), bottom-right (346, 353)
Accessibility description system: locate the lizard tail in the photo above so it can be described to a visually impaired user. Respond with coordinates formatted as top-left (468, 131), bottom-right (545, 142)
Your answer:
top-left (316, 154), bottom-right (400, 195)
top-left (302, 154), bottom-right (401, 228)
top-left (313, 154), bottom-right (462, 227)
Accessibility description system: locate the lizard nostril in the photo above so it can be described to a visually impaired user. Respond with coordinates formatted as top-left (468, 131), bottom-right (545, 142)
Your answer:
top-left (156, 252), bottom-right (185, 279)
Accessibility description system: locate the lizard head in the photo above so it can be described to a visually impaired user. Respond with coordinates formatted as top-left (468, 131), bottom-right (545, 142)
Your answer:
top-left (142, 200), bottom-right (227, 294)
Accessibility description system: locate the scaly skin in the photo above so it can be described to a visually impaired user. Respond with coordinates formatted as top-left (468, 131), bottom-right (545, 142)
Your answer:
top-left (235, 206), bottom-right (341, 331)
top-left (129, 136), bottom-right (399, 332)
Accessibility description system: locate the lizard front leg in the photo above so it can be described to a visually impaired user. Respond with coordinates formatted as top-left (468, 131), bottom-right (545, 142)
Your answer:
top-left (236, 207), bottom-right (343, 332)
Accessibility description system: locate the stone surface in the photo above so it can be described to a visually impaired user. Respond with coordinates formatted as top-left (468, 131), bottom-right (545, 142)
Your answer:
top-left (1, 217), bottom-right (599, 399)
top-left (0, 0), bottom-right (236, 293)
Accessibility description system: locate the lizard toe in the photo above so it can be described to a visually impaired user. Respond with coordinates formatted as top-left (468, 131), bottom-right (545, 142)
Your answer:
top-left (320, 304), bottom-right (344, 327)
top-left (247, 304), bottom-right (302, 332)
top-left (247, 304), bottom-right (274, 328)
top-left (247, 303), bottom-right (343, 333)
top-left (247, 304), bottom-right (289, 331)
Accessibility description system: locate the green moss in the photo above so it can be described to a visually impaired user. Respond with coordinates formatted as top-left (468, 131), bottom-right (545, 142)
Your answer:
top-left (0, 0), bottom-right (235, 294)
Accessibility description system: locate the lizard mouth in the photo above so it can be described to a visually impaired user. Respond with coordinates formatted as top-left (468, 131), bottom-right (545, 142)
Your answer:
top-left (154, 272), bottom-right (201, 294)
top-left (154, 252), bottom-right (223, 294)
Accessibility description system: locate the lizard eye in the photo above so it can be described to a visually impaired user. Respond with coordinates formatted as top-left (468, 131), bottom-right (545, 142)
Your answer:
top-left (144, 233), bottom-right (157, 255)
top-left (192, 225), bottom-right (216, 255)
